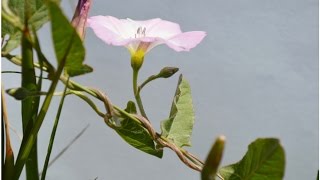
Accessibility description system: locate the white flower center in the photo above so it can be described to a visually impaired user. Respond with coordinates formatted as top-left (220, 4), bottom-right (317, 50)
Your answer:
top-left (134, 27), bottom-right (146, 38)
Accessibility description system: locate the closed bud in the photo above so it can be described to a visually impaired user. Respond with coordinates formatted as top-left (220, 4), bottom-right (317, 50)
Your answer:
top-left (71, 0), bottom-right (92, 40)
top-left (6, 87), bottom-right (30, 100)
top-left (201, 136), bottom-right (226, 180)
top-left (158, 67), bottom-right (179, 78)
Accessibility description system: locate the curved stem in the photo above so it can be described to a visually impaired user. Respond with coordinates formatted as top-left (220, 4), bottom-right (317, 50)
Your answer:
top-left (3, 55), bottom-right (204, 172)
top-left (133, 70), bottom-right (148, 119)
top-left (138, 74), bottom-right (159, 94)
top-left (62, 74), bottom-right (205, 172)
top-left (62, 78), bottom-right (204, 171)
top-left (69, 90), bottom-right (105, 117)
top-left (159, 136), bottom-right (204, 169)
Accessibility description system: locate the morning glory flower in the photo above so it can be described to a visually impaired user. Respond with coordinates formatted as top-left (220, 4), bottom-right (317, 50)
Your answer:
top-left (87, 16), bottom-right (206, 70)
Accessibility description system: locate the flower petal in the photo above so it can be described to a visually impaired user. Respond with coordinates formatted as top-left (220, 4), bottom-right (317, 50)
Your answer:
top-left (124, 18), bottom-right (162, 32)
top-left (87, 16), bottom-right (134, 45)
top-left (165, 31), bottom-right (206, 52)
top-left (146, 19), bottom-right (182, 39)
top-left (87, 15), bottom-right (207, 54)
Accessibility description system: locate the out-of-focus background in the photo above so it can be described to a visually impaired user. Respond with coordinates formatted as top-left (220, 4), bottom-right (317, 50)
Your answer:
top-left (2, 0), bottom-right (318, 179)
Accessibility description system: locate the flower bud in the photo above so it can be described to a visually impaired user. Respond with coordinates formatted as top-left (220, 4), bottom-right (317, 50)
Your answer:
top-left (158, 67), bottom-right (179, 78)
top-left (201, 136), bottom-right (226, 180)
top-left (6, 87), bottom-right (30, 100)
top-left (71, 0), bottom-right (92, 40)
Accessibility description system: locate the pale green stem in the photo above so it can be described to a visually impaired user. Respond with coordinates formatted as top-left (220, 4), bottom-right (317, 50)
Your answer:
top-left (138, 74), bottom-right (159, 94)
top-left (58, 77), bottom-right (143, 126)
top-left (133, 69), bottom-right (148, 119)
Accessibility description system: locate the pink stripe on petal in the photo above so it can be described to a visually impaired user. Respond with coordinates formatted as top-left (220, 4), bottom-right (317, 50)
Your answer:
top-left (165, 31), bottom-right (206, 52)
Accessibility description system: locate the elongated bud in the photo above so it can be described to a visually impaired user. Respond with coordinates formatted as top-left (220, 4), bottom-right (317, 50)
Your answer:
top-left (6, 88), bottom-right (30, 100)
top-left (201, 136), bottom-right (226, 180)
top-left (158, 67), bottom-right (179, 78)
top-left (71, 0), bottom-right (92, 40)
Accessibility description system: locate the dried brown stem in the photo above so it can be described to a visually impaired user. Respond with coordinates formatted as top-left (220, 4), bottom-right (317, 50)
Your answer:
top-left (132, 114), bottom-right (203, 172)
top-left (88, 88), bottom-right (204, 172)
top-left (90, 88), bottom-right (115, 117)
top-left (2, 85), bottom-right (14, 157)
top-left (157, 137), bottom-right (202, 171)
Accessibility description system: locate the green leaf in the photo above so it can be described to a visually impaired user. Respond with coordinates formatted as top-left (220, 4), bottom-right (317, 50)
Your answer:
top-left (125, 101), bottom-right (137, 114)
top-left (1, 31), bottom-right (22, 53)
top-left (48, 0), bottom-right (92, 77)
top-left (114, 101), bottom-right (163, 158)
top-left (29, 5), bottom-right (49, 30)
top-left (1, 0), bottom-right (49, 53)
top-left (2, 16), bottom-right (16, 36)
top-left (219, 138), bottom-right (285, 180)
top-left (161, 74), bottom-right (195, 147)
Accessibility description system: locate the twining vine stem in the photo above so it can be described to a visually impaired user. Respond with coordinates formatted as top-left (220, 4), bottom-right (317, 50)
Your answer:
top-left (3, 53), bottom-right (204, 172)
top-left (67, 81), bottom-right (204, 171)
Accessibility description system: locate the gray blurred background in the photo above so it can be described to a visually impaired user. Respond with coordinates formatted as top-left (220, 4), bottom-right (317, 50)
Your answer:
top-left (2, 0), bottom-right (318, 179)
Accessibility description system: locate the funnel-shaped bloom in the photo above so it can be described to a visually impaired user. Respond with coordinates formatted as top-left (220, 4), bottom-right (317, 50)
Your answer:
top-left (87, 16), bottom-right (206, 55)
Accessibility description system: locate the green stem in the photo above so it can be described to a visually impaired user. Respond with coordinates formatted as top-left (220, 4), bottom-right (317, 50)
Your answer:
top-left (64, 75), bottom-right (204, 171)
top-left (69, 90), bottom-right (105, 117)
top-left (3, 55), bottom-right (204, 172)
top-left (133, 70), bottom-right (148, 119)
top-left (14, 60), bottom-right (65, 180)
top-left (21, 27), bottom-right (39, 180)
top-left (138, 74), bottom-right (159, 94)
top-left (13, 27), bottom-right (73, 178)
top-left (59, 77), bottom-right (143, 126)
top-left (41, 77), bottom-right (69, 180)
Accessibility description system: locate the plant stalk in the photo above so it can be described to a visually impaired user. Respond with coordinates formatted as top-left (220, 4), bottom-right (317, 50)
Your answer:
top-left (133, 70), bottom-right (148, 119)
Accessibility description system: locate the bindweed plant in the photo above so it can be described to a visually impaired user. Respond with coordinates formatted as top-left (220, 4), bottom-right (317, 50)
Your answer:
top-left (2, 0), bottom-right (286, 180)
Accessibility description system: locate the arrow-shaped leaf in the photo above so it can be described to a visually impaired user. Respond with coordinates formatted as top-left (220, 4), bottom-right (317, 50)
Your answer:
top-left (161, 74), bottom-right (195, 147)
top-left (114, 101), bottom-right (163, 158)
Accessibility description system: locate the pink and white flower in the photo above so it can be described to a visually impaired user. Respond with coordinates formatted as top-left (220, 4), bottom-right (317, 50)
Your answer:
top-left (87, 16), bottom-right (206, 55)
